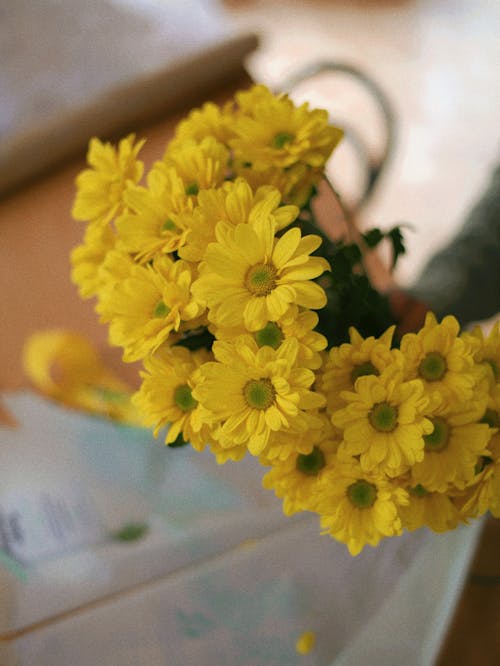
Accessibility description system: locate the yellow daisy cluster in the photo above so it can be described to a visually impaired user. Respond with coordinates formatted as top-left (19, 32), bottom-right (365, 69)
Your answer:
top-left (309, 313), bottom-right (500, 554)
top-left (71, 85), bottom-right (499, 555)
top-left (71, 85), bottom-right (336, 461)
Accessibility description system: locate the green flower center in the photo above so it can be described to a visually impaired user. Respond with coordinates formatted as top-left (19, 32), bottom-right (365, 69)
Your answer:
top-left (185, 182), bottom-right (199, 196)
top-left (296, 446), bottom-right (326, 476)
top-left (174, 384), bottom-right (198, 412)
top-left (255, 322), bottom-right (283, 349)
top-left (481, 408), bottom-right (500, 428)
top-left (419, 351), bottom-right (447, 381)
top-left (244, 378), bottom-right (275, 409)
top-left (245, 263), bottom-right (277, 296)
top-left (351, 361), bottom-right (379, 384)
top-left (424, 417), bottom-right (450, 452)
top-left (162, 219), bottom-right (177, 233)
top-left (369, 402), bottom-right (398, 432)
top-left (273, 132), bottom-right (295, 149)
top-left (153, 300), bottom-right (171, 318)
top-left (347, 480), bottom-right (377, 508)
top-left (409, 484), bottom-right (429, 497)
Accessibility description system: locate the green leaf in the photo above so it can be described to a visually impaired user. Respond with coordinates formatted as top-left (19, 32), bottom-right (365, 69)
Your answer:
top-left (387, 226), bottom-right (406, 268)
top-left (362, 228), bottom-right (384, 249)
top-left (175, 327), bottom-right (215, 351)
top-left (168, 432), bottom-right (190, 448)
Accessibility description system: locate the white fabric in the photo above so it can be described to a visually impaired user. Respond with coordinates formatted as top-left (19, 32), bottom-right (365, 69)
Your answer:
top-left (0, 0), bottom-right (228, 142)
top-left (0, 392), bottom-right (483, 665)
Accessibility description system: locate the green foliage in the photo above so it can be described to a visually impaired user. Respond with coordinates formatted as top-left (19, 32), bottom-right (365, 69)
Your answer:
top-left (362, 225), bottom-right (407, 268)
top-left (168, 433), bottom-right (190, 448)
top-left (299, 216), bottom-right (400, 347)
top-left (175, 327), bottom-right (215, 351)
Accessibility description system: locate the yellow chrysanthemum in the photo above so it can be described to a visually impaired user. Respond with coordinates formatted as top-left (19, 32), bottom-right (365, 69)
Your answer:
top-left (96, 252), bottom-right (205, 362)
top-left (71, 222), bottom-right (116, 299)
top-left (214, 305), bottom-right (327, 370)
top-left (23, 330), bottom-right (140, 424)
top-left (332, 367), bottom-right (432, 476)
top-left (296, 631), bottom-right (316, 656)
top-left (398, 484), bottom-right (460, 533)
top-left (257, 423), bottom-right (317, 463)
top-left (320, 326), bottom-right (398, 411)
top-left (72, 134), bottom-right (145, 225)
top-left (400, 312), bottom-right (478, 403)
top-left (162, 136), bottom-right (229, 196)
top-left (258, 411), bottom-right (332, 464)
top-left (458, 450), bottom-right (500, 519)
top-left (192, 216), bottom-right (330, 331)
top-left (192, 337), bottom-right (325, 456)
top-left (115, 164), bottom-right (192, 262)
top-left (178, 178), bottom-right (298, 263)
top-left (410, 398), bottom-right (491, 493)
top-left (169, 100), bottom-right (234, 147)
top-left (262, 434), bottom-right (338, 515)
top-left (132, 346), bottom-right (212, 449)
top-left (463, 322), bottom-right (500, 388)
top-left (314, 461), bottom-right (409, 555)
top-left (234, 161), bottom-right (323, 208)
top-left (476, 389), bottom-right (500, 516)
top-left (231, 85), bottom-right (343, 171)
top-left (458, 353), bottom-right (500, 513)
top-left (208, 440), bottom-right (249, 465)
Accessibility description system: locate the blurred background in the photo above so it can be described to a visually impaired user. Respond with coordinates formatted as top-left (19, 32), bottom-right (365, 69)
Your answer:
top-left (224, 0), bottom-right (500, 287)
top-left (2, 0), bottom-right (499, 291)
top-left (1, 2), bottom-right (499, 664)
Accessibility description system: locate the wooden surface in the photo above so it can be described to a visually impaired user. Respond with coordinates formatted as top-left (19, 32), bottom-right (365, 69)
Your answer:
top-left (437, 517), bottom-right (500, 665)
top-left (0, 69), bottom-right (252, 392)
top-left (1, 69), bottom-right (499, 664)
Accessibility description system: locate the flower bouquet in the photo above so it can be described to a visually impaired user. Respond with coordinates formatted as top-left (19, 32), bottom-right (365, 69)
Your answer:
top-left (70, 84), bottom-right (500, 556)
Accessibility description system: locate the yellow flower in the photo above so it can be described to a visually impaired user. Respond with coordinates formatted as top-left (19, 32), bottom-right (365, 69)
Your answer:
top-left (458, 453), bottom-right (500, 519)
top-left (260, 412), bottom-right (332, 464)
top-left (463, 322), bottom-right (500, 388)
top-left (71, 222), bottom-right (116, 299)
top-left (315, 461), bottom-right (408, 555)
top-left (296, 631), bottom-right (316, 656)
top-left (231, 85), bottom-right (343, 171)
top-left (132, 346), bottom-right (212, 449)
top-left (215, 305), bottom-right (327, 370)
top-left (478, 391), bottom-right (500, 517)
top-left (115, 164), bottom-right (192, 262)
top-left (170, 100), bottom-right (234, 147)
top-left (96, 252), bottom-right (205, 362)
top-left (400, 312), bottom-right (478, 403)
top-left (23, 330), bottom-right (140, 425)
top-left (262, 433), bottom-right (338, 515)
top-left (72, 134), bottom-right (145, 224)
top-left (208, 440), bottom-right (249, 464)
top-left (162, 136), bottom-right (229, 196)
top-left (332, 367), bottom-right (432, 476)
top-left (192, 337), bottom-right (325, 456)
top-left (398, 485), bottom-right (460, 533)
top-left (410, 398), bottom-right (491, 493)
top-left (178, 178), bottom-right (298, 263)
top-left (258, 425), bottom-right (319, 463)
top-left (234, 161), bottom-right (323, 208)
top-left (451, 352), bottom-right (500, 516)
top-left (320, 326), bottom-right (398, 411)
top-left (192, 216), bottom-right (330, 331)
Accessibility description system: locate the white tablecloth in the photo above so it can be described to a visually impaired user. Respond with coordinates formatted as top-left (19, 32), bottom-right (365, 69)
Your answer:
top-left (0, 392), bottom-right (483, 665)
